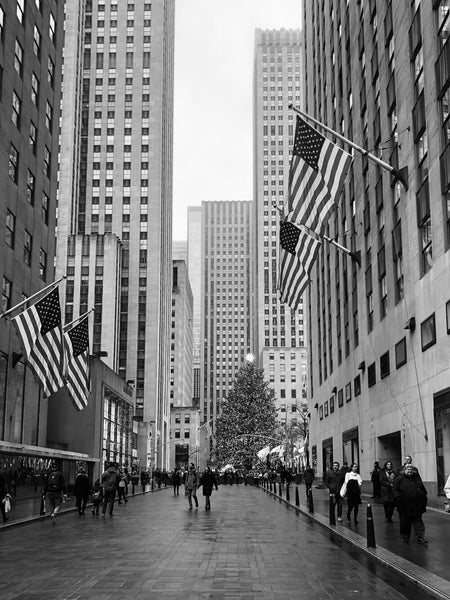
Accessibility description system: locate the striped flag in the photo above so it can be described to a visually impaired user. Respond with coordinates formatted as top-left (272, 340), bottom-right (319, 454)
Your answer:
top-left (279, 221), bottom-right (320, 309)
top-left (64, 315), bottom-right (90, 411)
top-left (279, 116), bottom-right (352, 308)
top-left (12, 287), bottom-right (65, 397)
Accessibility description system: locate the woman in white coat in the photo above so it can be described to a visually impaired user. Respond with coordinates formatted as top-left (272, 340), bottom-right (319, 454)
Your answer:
top-left (343, 463), bottom-right (363, 524)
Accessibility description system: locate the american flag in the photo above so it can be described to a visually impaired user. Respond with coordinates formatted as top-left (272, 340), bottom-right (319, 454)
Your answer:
top-left (279, 116), bottom-right (352, 307)
top-left (12, 287), bottom-right (65, 397)
top-left (64, 315), bottom-right (90, 411)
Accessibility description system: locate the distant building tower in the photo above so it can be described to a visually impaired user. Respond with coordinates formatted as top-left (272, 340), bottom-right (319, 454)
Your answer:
top-left (187, 206), bottom-right (202, 409)
top-left (171, 260), bottom-right (193, 408)
top-left (253, 29), bottom-right (307, 427)
top-left (200, 201), bottom-right (253, 461)
top-left (303, 1), bottom-right (450, 502)
top-left (56, 0), bottom-right (175, 470)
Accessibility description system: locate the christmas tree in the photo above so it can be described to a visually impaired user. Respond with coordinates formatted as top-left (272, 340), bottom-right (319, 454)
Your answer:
top-left (215, 361), bottom-right (278, 470)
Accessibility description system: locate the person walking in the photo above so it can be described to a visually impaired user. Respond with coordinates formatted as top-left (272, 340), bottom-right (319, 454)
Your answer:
top-left (0, 469), bottom-right (10, 523)
top-left (101, 461), bottom-right (120, 516)
top-left (172, 468), bottom-right (181, 496)
top-left (199, 467), bottom-right (218, 510)
top-left (117, 470), bottom-right (128, 504)
top-left (73, 466), bottom-right (90, 516)
top-left (304, 464), bottom-right (314, 500)
top-left (91, 478), bottom-right (103, 516)
top-left (370, 461), bottom-right (381, 499)
top-left (184, 463), bottom-right (199, 510)
top-left (342, 463), bottom-right (362, 524)
top-left (393, 463), bottom-right (428, 544)
top-left (44, 461), bottom-right (67, 524)
top-left (325, 461), bottom-right (345, 522)
top-left (379, 461), bottom-right (396, 522)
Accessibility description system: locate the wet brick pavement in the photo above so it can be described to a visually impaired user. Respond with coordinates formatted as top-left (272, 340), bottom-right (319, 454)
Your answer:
top-left (0, 485), bottom-right (433, 600)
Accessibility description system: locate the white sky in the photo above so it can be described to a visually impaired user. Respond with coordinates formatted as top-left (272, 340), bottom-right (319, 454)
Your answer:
top-left (173, 0), bottom-right (301, 241)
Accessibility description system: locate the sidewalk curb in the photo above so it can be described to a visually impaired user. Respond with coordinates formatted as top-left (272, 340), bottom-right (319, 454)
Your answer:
top-left (0, 486), bottom-right (169, 531)
top-left (260, 485), bottom-right (450, 600)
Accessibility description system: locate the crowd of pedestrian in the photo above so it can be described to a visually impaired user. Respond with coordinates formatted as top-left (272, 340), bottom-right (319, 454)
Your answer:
top-left (324, 456), bottom-right (430, 544)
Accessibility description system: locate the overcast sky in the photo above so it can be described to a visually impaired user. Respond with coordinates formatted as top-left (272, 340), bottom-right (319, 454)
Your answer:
top-left (172, 0), bottom-right (301, 241)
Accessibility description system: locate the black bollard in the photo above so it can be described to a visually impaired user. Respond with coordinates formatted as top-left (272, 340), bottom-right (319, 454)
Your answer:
top-left (151, 478), bottom-right (154, 491)
top-left (286, 484), bottom-right (290, 503)
top-left (278, 482), bottom-right (282, 497)
top-left (308, 488), bottom-right (314, 513)
top-left (366, 504), bottom-right (376, 548)
top-left (295, 486), bottom-right (300, 507)
top-left (329, 494), bottom-right (336, 525)
top-left (269, 480), bottom-right (272, 492)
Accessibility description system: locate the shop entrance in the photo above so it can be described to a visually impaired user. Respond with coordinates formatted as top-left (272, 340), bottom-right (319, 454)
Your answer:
top-left (378, 431), bottom-right (401, 472)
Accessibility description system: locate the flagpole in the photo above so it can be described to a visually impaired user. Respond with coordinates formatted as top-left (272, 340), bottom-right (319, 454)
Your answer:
top-left (63, 308), bottom-right (95, 332)
top-left (0, 276), bottom-right (66, 320)
top-left (299, 224), bottom-right (361, 267)
top-left (289, 104), bottom-right (408, 190)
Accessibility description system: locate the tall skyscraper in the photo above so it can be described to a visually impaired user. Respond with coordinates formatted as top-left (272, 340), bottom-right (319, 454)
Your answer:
top-left (200, 201), bottom-right (253, 458)
top-left (0, 0), bottom-right (64, 448)
top-left (253, 29), bottom-right (307, 427)
top-left (303, 1), bottom-right (450, 503)
top-left (187, 206), bottom-right (202, 407)
top-left (56, 0), bottom-right (175, 469)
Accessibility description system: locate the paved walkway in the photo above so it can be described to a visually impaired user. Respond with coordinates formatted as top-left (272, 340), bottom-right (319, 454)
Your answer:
top-left (0, 485), bottom-right (430, 600)
top-left (259, 481), bottom-right (450, 600)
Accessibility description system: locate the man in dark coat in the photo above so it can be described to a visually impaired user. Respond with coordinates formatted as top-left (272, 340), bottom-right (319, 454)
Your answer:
top-left (73, 466), bottom-right (90, 516)
top-left (304, 465), bottom-right (314, 500)
top-left (393, 464), bottom-right (428, 544)
top-left (101, 461), bottom-right (120, 516)
top-left (199, 467), bottom-right (218, 510)
top-left (325, 461), bottom-right (345, 522)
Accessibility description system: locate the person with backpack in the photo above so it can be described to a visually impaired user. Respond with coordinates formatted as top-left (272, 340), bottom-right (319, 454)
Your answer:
top-left (44, 461), bottom-right (66, 524)
top-left (101, 461), bottom-right (120, 516)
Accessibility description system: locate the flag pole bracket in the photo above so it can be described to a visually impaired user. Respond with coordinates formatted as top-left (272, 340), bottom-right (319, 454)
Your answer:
top-left (392, 166), bottom-right (409, 191)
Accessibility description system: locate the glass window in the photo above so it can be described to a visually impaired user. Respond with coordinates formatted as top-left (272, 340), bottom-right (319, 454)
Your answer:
top-left (9, 144), bottom-right (19, 183)
top-left (17, 0), bottom-right (24, 23)
top-left (47, 57), bottom-right (55, 87)
top-left (24, 231), bottom-right (32, 266)
top-left (29, 121), bottom-right (37, 154)
top-left (1, 277), bottom-right (11, 312)
top-left (14, 39), bottom-right (23, 75)
top-left (26, 171), bottom-right (35, 204)
top-left (31, 72), bottom-right (39, 106)
top-left (5, 210), bottom-right (15, 248)
top-left (49, 12), bottom-right (56, 43)
top-left (421, 313), bottom-right (436, 351)
top-left (42, 192), bottom-right (49, 225)
top-left (12, 91), bottom-right (21, 128)
top-left (33, 25), bottom-right (41, 57)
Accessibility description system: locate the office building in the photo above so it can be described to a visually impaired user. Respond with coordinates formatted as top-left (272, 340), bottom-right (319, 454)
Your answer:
top-left (0, 1), bottom-right (64, 453)
top-left (200, 201), bottom-right (253, 460)
top-left (304, 1), bottom-right (450, 504)
top-left (187, 206), bottom-right (202, 408)
top-left (253, 29), bottom-right (307, 427)
top-left (56, 0), bottom-right (175, 470)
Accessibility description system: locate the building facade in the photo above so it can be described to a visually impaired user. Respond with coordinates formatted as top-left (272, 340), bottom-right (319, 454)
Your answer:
top-left (171, 260), bottom-right (193, 409)
top-left (187, 206), bottom-right (202, 409)
top-left (304, 0), bottom-right (450, 504)
top-left (200, 201), bottom-right (253, 460)
top-left (56, 0), bottom-right (175, 470)
top-left (0, 0), bottom-right (64, 450)
top-left (253, 29), bottom-right (307, 427)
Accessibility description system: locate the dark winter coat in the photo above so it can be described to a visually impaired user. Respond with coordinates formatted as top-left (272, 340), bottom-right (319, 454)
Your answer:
top-left (200, 471), bottom-right (218, 497)
top-left (304, 468), bottom-right (314, 485)
top-left (324, 469), bottom-right (345, 494)
top-left (393, 471), bottom-right (427, 517)
top-left (379, 468), bottom-right (396, 503)
top-left (101, 466), bottom-right (120, 491)
top-left (74, 472), bottom-right (90, 498)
